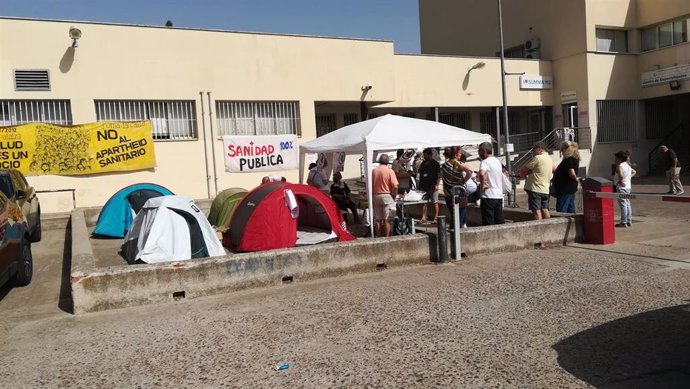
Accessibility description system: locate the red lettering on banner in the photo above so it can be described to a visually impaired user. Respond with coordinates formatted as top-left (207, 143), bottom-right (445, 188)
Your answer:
top-left (228, 142), bottom-right (277, 158)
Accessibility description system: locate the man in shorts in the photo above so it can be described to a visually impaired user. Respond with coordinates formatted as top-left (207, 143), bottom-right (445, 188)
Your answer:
top-left (523, 141), bottom-right (553, 220)
top-left (418, 148), bottom-right (441, 223)
top-left (372, 154), bottom-right (399, 237)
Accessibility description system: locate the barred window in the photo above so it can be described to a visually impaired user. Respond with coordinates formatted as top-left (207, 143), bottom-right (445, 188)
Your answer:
top-left (439, 112), bottom-right (470, 128)
top-left (343, 113), bottom-right (359, 126)
top-left (216, 101), bottom-right (299, 137)
top-left (316, 113), bottom-right (336, 137)
top-left (95, 100), bottom-right (197, 140)
top-left (596, 100), bottom-right (638, 142)
top-left (403, 112), bottom-right (417, 118)
top-left (480, 111), bottom-right (497, 138)
top-left (0, 100), bottom-right (72, 126)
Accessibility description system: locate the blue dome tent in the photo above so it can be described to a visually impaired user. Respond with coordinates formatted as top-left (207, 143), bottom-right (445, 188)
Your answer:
top-left (92, 183), bottom-right (173, 238)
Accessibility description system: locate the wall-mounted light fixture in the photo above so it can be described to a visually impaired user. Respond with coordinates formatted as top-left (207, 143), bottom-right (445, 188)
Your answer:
top-left (69, 26), bottom-right (82, 48)
top-left (670, 80), bottom-right (681, 90)
top-left (361, 83), bottom-right (373, 91)
top-left (467, 62), bottom-right (486, 74)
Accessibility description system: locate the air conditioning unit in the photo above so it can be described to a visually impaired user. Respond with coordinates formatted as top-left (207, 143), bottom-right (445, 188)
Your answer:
top-left (525, 50), bottom-right (541, 59)
top-left (524, 38), bottom-right (540, 51)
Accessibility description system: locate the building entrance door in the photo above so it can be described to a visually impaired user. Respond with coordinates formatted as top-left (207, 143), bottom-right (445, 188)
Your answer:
top-left (529, 110), bottom-right (546, 136)
top-left (563, 103), bottom-right (578, 128)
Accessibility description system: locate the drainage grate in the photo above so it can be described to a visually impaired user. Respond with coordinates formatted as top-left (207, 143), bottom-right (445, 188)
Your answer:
top-left (172, 291), bottom-right (186, 300)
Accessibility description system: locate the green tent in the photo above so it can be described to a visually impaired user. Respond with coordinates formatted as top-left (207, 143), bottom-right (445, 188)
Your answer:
top-left (207, 188), bottom-right (248, 228)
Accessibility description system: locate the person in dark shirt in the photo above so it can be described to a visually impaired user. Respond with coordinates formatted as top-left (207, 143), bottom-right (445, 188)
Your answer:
top-left (659, 145), bottom-right (683, 194)
top-left (553, 141), bottom-right (581, 213)
top-left (330, 172), bottom-right (359, 224)
top-left (418, 148), bottom-right (441, 223)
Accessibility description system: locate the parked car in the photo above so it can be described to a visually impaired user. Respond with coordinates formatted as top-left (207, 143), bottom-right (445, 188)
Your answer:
top-left (0, 192), bottom-right (32, 287)
top-left (0, 169), bottom-right (41, 288)
top-left (0, 169), bottom-right (41, 242)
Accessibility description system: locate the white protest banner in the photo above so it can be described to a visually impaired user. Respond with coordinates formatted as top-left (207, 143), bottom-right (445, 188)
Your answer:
top-left (333, 152), bottom-right (346, 172)
top-left (223, 135), bottom-right (298, 173)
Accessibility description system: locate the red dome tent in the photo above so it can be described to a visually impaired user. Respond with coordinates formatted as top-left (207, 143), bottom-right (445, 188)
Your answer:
top-left (228, 182), bottom-right (355, 252)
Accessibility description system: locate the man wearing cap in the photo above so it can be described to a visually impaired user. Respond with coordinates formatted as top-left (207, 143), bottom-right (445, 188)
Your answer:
top-left (523, 141), bottom-right (553, 220)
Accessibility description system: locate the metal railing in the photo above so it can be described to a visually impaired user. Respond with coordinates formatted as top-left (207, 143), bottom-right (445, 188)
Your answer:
top-left (510, 127), bottom-right (578, 174)
top-left (36, 189), bottom-right (76, 209)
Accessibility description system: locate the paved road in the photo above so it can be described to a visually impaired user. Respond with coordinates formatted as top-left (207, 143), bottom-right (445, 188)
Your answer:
top-left (0, 183), bottom-right (688, 388)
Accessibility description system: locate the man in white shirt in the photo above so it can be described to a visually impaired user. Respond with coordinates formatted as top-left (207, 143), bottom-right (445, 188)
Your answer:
top-left (477, 142), bottom-right (505, 225)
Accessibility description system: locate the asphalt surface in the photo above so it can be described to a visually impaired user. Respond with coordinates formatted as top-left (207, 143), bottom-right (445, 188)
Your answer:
top-left (0, 181), bottom-right (688, 388)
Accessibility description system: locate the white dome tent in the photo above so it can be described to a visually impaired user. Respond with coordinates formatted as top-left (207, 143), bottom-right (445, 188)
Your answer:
top-left (121, 196), bottom-right (226, 264)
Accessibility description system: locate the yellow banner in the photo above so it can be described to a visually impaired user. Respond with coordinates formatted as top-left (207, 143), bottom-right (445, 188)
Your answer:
top-left (0, 121), bottom-right (156, 176)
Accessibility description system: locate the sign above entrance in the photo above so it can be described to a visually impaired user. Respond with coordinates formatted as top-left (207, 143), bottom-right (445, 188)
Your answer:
top-left (519, 75), bottom-right (553, 90)
top-left (560, 90), bottom-right (577, 104)
top-left (641, 63), bottom-right (690, 87)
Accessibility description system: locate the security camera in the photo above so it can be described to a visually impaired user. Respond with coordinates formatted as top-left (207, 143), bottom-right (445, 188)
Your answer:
top-left (361, 84), bottom-right (373, 91)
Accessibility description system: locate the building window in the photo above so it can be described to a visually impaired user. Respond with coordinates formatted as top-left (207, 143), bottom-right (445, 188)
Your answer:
top-left (502, 45), bottom-right (525, 59)
top-left (596, 29), bottom-right (628, 52)
top-left (403, 112), bottom-right (417, 118)
top-left (439, 112), bottom-right (470, 128)
top-left (343, 113), bottom-right (359, 126)
top-left (479, 111), bottom-right (497, 138)
top-left (316, 113), bottom-right (336, 137)
top-left (0, 100), bottom-right (72, 125)
top-left (216, 101), bottom-right (299, 137)
top-left (368, 113), bottom-right (379, 119)
top-left (596, 100), bottom-right (638, 142)
top-left (95, 100), bottom-right (197, 140)
top-left (642, 18), bottom-right (689, 51)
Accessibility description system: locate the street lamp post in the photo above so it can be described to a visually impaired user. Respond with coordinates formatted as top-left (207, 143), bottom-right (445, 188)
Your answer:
top-left (497, 0), bottom-right (514, 206)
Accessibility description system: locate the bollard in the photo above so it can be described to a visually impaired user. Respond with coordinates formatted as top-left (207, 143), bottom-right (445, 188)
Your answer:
top-left (437, 216), bottom-right (448, 263)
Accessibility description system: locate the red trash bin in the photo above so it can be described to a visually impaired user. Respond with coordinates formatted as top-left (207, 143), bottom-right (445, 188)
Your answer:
top-left (582, 177), bottom-right (615, 244)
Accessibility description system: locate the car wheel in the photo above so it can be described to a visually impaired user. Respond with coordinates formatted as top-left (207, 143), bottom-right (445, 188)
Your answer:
top-left (30, 213), bottom-right (42, 243)
top-left (11, 239), bottom-right (33, 287)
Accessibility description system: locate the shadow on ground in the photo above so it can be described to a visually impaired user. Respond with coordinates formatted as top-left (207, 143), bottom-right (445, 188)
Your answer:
top-left (554, 304), bottom-right (690, 388)
top-left (58, 220), bottom-right (73, 313)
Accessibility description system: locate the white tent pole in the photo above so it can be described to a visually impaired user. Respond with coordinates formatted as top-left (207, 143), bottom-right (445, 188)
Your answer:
top-left (365, 143), bottom-right (375, 238)
top-left (298, 150), bottom-right (306, 184)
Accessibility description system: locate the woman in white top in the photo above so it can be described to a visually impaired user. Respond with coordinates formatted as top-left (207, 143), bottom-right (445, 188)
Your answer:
top-left (613, 151), bottom-right (636, 228)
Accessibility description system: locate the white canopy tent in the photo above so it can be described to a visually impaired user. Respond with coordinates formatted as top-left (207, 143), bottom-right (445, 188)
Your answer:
top-left (299, 114), bottom-right (491, 237)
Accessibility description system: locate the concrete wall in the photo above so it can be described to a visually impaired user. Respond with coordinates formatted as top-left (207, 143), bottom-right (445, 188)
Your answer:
top-left (382, 55), bottom-right (553, 108)
top-left (0, 18), bottom-right (397, 211)
top-left (419, 0), bottom-right (588, 61)
top-left (70, 207), bottom-right (582, 314)
top-left (636, 0), bottom-right (690, 27)
top-left (0, 17), bottom-right (554, 213)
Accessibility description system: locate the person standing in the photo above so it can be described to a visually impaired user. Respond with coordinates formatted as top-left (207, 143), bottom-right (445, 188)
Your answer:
top-left (614, 151), bottom-right (636, 228)
top-left (552, 141), bottom-right (580, 213)
top-left (307, 160), bottom-right (329, 192)
top-left (392, 149), bottom-right (412, 195)
top-left (522, 142), bottom-right (553, 220)
top-left (477, 142), bottom-right (505, 225)
top-left (659, 145), bottom-right (684, 194)
top-left (441, 146), bottom-right (474, 229)
top-left (372, 154), bottom-right (399, 237)
top-left (418, 148), bottom-right (441, 224)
